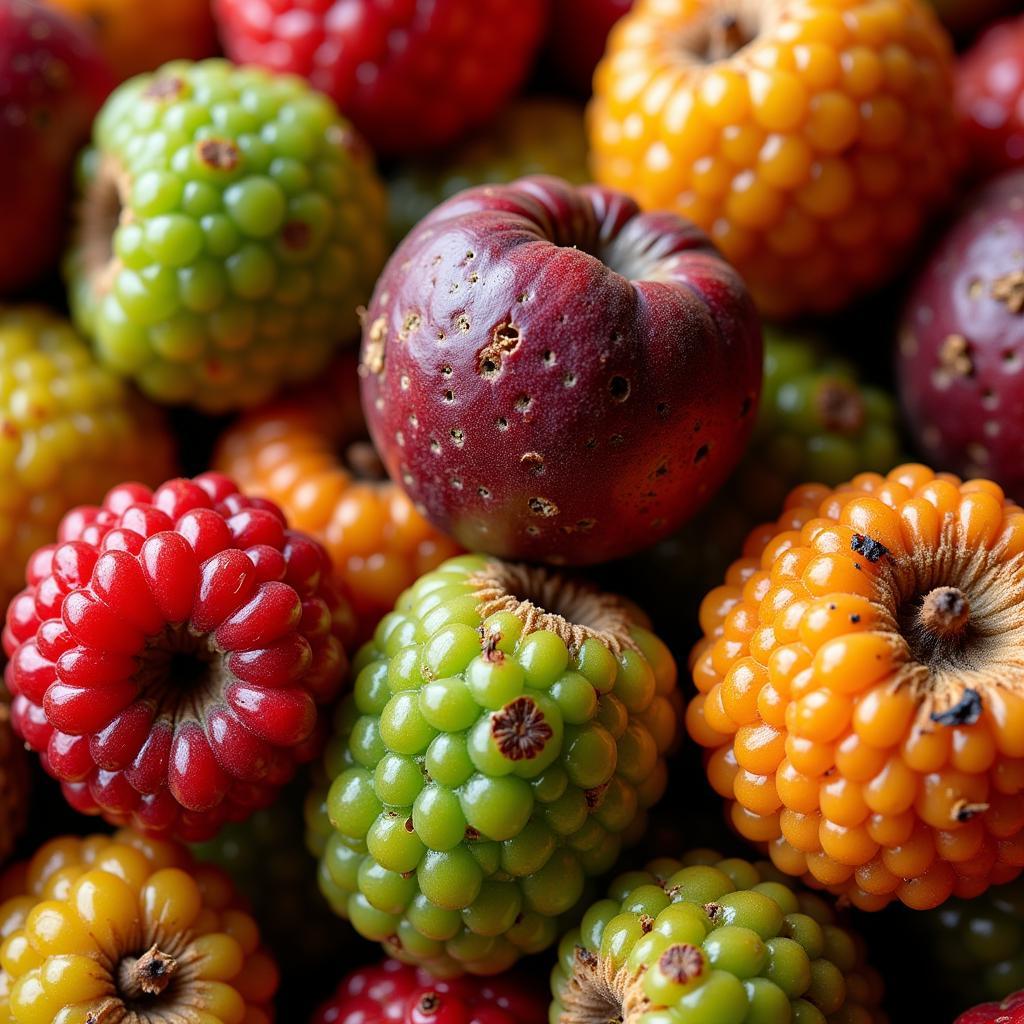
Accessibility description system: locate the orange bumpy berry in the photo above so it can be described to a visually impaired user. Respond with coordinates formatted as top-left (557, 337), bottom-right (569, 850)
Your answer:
top-left (688, 463), bottom-right (1024, 910)
top-left (215, 353), bottom-right (462, 639)
top-left (0, 830), bottom-right (277, 1024)
top-left (589, 0), bottom-right (958, 318)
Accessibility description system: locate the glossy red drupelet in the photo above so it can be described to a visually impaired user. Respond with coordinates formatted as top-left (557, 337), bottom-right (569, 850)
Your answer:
top-left (312, 960), bottom-right (547, 1024)
top-left (2, 473), bottom-right (353, 841)
top-left (956, 990), bottom-right (1024, 1024)
top-left (213, 0), bottom-right (547, 156)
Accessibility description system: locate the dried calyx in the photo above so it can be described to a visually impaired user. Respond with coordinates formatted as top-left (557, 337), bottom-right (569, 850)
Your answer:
top-left (77, 153), bottom-right (130, 296)
top-left (558, 947), bottom-right (650, 1024)
top-left (84, 945), bottom-right (182, 1024)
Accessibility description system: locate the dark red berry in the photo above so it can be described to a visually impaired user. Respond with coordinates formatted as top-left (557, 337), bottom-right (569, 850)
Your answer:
top-left (3, 473), bottom-right (355, 841)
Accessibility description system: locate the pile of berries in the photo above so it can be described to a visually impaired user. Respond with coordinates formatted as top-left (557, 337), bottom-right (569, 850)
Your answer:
top-left (4, 0), bottom-right (1024, 1020)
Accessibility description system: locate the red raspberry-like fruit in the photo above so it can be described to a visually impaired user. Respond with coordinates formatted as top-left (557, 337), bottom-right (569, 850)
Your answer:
top-left (2, 473), bottom-right (354, 841)
top-left (956, 990), bottom-right (1024, 1024)
top-left (897, 169), bottom-right (1024, 502)
top-left (0, 0), bottom-right (114, 293)
top-left (312, 959), bottom-right (547, 1024)
top-left (213, 0), bottom-right (547, 157)
top-left (957, 15), bottom-right (1024, 179)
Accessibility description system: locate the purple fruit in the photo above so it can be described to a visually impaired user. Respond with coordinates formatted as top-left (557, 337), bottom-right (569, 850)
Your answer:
top-left (359, 175), bottom-right (762, 565)
top-left (898, 170), bottom-right (1024, 501)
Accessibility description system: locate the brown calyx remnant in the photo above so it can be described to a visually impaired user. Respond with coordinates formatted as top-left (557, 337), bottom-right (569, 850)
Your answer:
top-left (558, 946), bottom-right (650, 1024)
top-left (76, 153), bottom-right (132, 296)
top-left (817, 380), bottom-right (864, 434)
top-left (491, 696), bottom-right (554, 761)
top-left (468, 560), bottom-right (639, 655)
top-left (477, 322), bottom-right (521, 378)
top-left (362, 317), bottom-right (388, 375)
top-left (992, 269), bottom-right (1024, 314)
top-left (938, 333), bottom-right (974, 378)
top-left (143, 76), bottom-right (184, 100)
top-left (919, 587), bottom-right (971, 639)
top-left (657, 944), bottom-right (706, 985)
top-left (195, 138), bottom-right (240, 171)
top-left (121, 945), bottom-right (178, 997)
top-left (479, 625), bottom-right (504, 663)
top-left (706, 14), bottom-right (747, 60)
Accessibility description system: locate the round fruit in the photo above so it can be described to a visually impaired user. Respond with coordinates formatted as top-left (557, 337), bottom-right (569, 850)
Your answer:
top-left (545, 0), bottom-right (633, 95)
top-left (309, 553), bottom-right (679, 975)
top-left (215, 352), bottom-right (462, 641)
top-left (956, 991), bottom-right (1024, 1024)
top-left (65, 58), bottom-right (388, 412)
top-left (46, 0), bottom-right (217, 81)
top-left (897, 170), bottom-right (1024, 503)
top-left (589, 0), bottom-right (959, 318)
top-left (387, 98), bottom-right (590, 244)
top-left (359, 175), bottom-right (762, 566)
top-left (313, 958), bottom-right (547, 1024)
top-left (688, 463), bottom-right (1024, 911)
top-left (0, 307), bottom-right (175, 609)
top-left (551, 849), bottom-right (887, 1024)
top-left (3, 472), bottom-right (354, 841)
top-left (0, 829), bottom-right (278, 1023)
top-left (956, 16), bottom-right (1024, 179)
top-left (0, 1), bottom-right (114, 294)
top-left (0, 687), bottom-right (28, 866)
top-left (213, 0), bottom-right (547, 157)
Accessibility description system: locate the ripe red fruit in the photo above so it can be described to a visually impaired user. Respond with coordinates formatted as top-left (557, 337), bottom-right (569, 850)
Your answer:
top-left (312, 960), bottom-right (547, 1024)
top-left (545, 0), bottom-right (632, 95)
top-left (957, 15), bottom-right (1024, 178)
top-left (213, 0), bottom-right (547, 156)
top-left (897, 169), bottom-right (1024, 502)
top-left (359, 175), bottom-right (762, 566)
top-left (956, 990), bottom-right (1024, 1024)
top-left (0, 0), bottom-right (114, 294)
top-left (2, 473), bottom-right (354, 841)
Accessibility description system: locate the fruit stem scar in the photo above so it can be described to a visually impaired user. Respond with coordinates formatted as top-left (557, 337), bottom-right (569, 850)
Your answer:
top-left (920, 587), bottom-right (971, 640)
top-left (118, 944), bottom-right (178, 999)
top-left (558, 945), bottom-right (650, 1024)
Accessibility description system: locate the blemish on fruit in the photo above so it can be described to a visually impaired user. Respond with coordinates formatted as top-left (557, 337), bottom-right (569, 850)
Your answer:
top-left (528, 496), bottom-right (559, 517)
top-left (563, 372), bottom-right (577, 387)
top-left (694, 444), bottom-right (710, 463)
top-left (399, 312), bottom-right (422, 340)
top-left (658, 944), bottom-right (705, 984)
top-left (514, 394), bottom-right (532, 412)
top-left (938, 333), bottom-right (974, 379)
top-left (609, 375), bottom-right (630, 401)
top-left (491, 696), bottom-right (553, 760)
top-left (195, 138), bottom-right (240, 171)
top-left (362, 317), bottom-right (387, 374)
top-left (477, 322), bottom-right (521, 377)
top-left (449, 428), bottom-right (465, 447)
top-left (521, 451), bottom-right (544, 475)
top-left (992, 269), bottom-right (1024, 313)
top-left (931, 688), bottom-right (983, 727)
top-left (850, 533), bottom-right (889, 562)
top-left (143, 76), bottom-right (184, 100)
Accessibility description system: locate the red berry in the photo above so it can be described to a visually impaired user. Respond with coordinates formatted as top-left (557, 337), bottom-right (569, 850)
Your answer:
top-left (312, 960), bottom-right (547, 1024)
top-left (956, 990), bottom-right (1024, 1024)
top-left (0, 1), bottom-right (114, 292)
top-left (956, 15), bottom-right (1024, 179)
top-left (3, 473), bottom-right (354, 841)
top-left (897, 169), bottom-right (1024, 502)
top-left (359, 175), bottom-right (762, 565)
top-left (213, 0), bottom-right (547, 156)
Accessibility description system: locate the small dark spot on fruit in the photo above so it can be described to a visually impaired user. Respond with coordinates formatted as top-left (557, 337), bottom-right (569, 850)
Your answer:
top-left (518, 292), bottom-right (530, 303)
top-left (611, 330), bottom-right (624, 344)
top-left (558, 313), bottom-right (567, 323)
top-left (528, 496), bottom-right (559, 517)
top-left (429, 439), bottom-right (441, 455)
top-left (693, 420), bottom-right (702, 432)
top-left (654, 462), bottom-right (668, 477)
top-left (451, 478), bottom-right (463, 490)
top-left (196, 138), bottom-right (240, 171)
top-left (521, 452), bottom-right (544, 475)
top-left (496, 417), bottom-right (509, 431)
top-left (404, 817), bottom-right (414, 832)
top-left (526, 524), bottom-right (539, 535)
top-left (656, 402), bottom-right (669, 417)
top-left (441, 364), bottom-right (453, 377)
top-left (609, 376), bottom-right (630, 402)
top-left (851, 613), bottom-right (860, 623)
top-left (456, 314), bottom-right (471, 332)
top-left (450, 427), bottom-right (465, 447)
top-left (609, 434), bottom-right (624, 447)
top-left (468, 272), bottom-right (479, 283)
top-left (740, 395), bottom-right (753, 417)
top-left (478, 486), bottom-right (491, 499)
top-left (694, 444), bottom-right (710, 463)
top-left (563, 372), bottom-right (577, 387)
top-left (515, 395), bottom-right (532, 412)
top-left (541, 349), bottom-right (556, 366)
top-left (851, 533), bottom-right (889, 562)
top-left (584, 438), bottom-right (597, 450)
top-left (443, 389), bottom-right (454, 402)
top-left (465, 250), bottom-right (475, 260)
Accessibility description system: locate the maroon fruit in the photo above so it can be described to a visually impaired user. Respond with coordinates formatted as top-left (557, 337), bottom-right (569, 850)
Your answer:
top-left (359, 175), bottom-right (762, 565)
top-left (0, 0), bottom-right (114, 294)
top-left (897, 170), bottom-right (1024, 501)
top-left (2, 473), bottom-right (354, 841)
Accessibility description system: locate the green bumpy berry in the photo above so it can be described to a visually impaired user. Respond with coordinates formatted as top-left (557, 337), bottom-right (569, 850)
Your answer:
top-left (386, 99), bottom-right (589, 244)
top-left (66, 59), bottom-right (387, 412)
top-left (308, 554), bottom-right (678, 976)
top-left (551, 850), bottom-right (887, 1024)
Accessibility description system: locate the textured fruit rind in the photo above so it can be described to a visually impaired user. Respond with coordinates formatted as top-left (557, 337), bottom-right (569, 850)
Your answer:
top-left (309, 554), bottom-right (679, 975)
top-left (66, 58), bottom-right (388, 412)
top-left (551, 849), bottom-right (887, 1023)
top-left (0, 829), bottom-right (278, 1023)
top-left (688, 464), bottom-right (1024, 911)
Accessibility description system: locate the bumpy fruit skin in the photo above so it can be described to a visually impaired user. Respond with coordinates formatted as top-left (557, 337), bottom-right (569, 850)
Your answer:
top-left (551, 850), bottom-right (887, 1024)
top-left (0, 308), bottom-right (175, 609)
top-left (360, 175), bottom-right (762, 566)
top-left (3, 472), bottom-right (353, 842)
top-left (589, 0), bottom-right (958, 319)
top-left (46, 0), bottom-right (217, 81)
top-left (215, 353), bottom-right (462, 641)
top-left (313, 959), bottom-right (547, 1024)
top-left (897, 170), bottom-right (1024, 503)
top-left (0, 2), bottom-right (114, 294)
top-left (0, 691), bottom-right (28, 867)
top-left (387, 99), bottom-right (590, 245)
top-left (688, 463), bottom-right (1024, 911)
top-left (545, 0), bottom-right (633, 95)
top-left (956, 992), bottom-right (1024, 1024)
top-left (956, 17), bottom-right (1024, 179)
top-left (0, 829), bottom-right (278, 1023)
top-left (309, 554), bottom-right (679, 975)
top-left (213, 0), bottom-right (547, 157)
top-left (65, 58), bottom-right (387, 412)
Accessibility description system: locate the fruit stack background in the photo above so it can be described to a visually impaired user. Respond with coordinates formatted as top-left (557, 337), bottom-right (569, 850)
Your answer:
top-left (3, 0), bottom-right (1024, 1022)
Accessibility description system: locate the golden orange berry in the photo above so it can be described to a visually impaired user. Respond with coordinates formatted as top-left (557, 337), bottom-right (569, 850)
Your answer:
top-left (589, 0), bottom-right (958, 318)
top-left (688, 463), bottom-right (1024, 910)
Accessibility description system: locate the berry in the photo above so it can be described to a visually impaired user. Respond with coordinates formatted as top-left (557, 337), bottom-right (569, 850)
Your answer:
top-left (551, 849), bottom-right (886, 1024)
top-left (0, 307), bottom-right (175, 609)
top-left (544, 0), bottom-right (633, 96)
top-left (956, 991), bottom-right (1024, 1024)
top-left (309, 554), bottom-right (679, 975)
top-left (688, 463), bottom-right (1024, 911)
top-left (0, 1), bottom-right (114, 294)
top-left (45, 0), bottom-right (217, 81)
top-left (213, 0), bottom-right (547, 157)
top-left (215, 353), bottom-right (462, 641)
top-left (313, 958), bottom-right (547, 1024)
top-left (0, 829), bottom-right (278, 1023)
top-left (897, 170), bottom-right (1024, 502)
top-left (588, 0), bottom-right (959, 318)
top-left (0, 688), bottom-right (28, 866)
top-left (65, 58), bottom-right (388, 412)
top-left (386, 98), bottom-right (590, 245)
top-left (956, 16), bottom-right (1024, 179)
top-left (2, 472), bottom-right (354, 841)
top-left (359, 175), bottom-right (762, 566)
